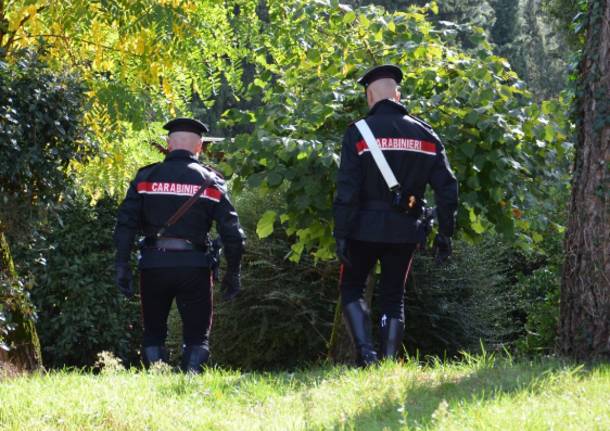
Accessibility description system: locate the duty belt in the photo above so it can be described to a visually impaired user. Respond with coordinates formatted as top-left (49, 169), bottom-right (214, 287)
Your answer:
top-left (361, 199), bottom-right (424, 218)
top-left (142, 237), bottom-right (206, 252)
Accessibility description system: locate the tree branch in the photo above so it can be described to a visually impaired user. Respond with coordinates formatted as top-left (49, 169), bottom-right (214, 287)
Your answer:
top-left (12, 33), bottom-right (143, 56)
top-left (2, 4), bottom-right (47, 56)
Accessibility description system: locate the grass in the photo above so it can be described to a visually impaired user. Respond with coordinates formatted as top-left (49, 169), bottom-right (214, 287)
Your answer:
top-left (0, 354), bottom-right (609, 431)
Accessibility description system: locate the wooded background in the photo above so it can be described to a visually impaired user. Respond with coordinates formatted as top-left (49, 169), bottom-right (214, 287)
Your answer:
top-left (0, 0), bottom-right (607, 370)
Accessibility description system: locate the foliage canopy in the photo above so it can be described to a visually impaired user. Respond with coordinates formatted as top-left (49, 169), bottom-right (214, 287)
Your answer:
top-left (220, 1), bottom-right (571, 260)
top-left (2, 1), bottom-right (572, 262)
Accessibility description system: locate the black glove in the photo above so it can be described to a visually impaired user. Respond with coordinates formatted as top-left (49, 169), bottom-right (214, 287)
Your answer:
top-left (115, 263), bottom-right (134, 298)
top-left (221, 272), bottom-right (241, 301)
top-left (335, 238), bottom-right (352, 267)
top-left (433, 233), bottom-right (452, 264)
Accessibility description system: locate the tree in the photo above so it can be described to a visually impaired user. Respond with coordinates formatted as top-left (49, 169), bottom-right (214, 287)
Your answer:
top-left (559, 0), bottom-right (610, 360)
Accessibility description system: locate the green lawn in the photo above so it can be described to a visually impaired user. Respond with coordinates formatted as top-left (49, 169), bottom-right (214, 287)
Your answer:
top-left (1, 355), bottom-right (609, 430)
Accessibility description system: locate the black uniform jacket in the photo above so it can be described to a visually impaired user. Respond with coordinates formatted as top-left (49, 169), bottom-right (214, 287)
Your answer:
top-left (114, 150), bottom-right (245, 268)
top-left (333, 99), bottom-right (458, 244)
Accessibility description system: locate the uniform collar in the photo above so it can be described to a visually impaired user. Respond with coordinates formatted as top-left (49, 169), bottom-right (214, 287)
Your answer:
top-left (367, 99), bottom-right (408, 116)
top-left (165, 149), bottom-right (199, 162)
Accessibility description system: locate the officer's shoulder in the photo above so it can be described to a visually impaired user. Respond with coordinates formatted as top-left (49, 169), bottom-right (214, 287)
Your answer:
top-left (404, 113), bottom-right (433, 131)
top-left (404, 114), bottom-right (442, 143)
top-left (344, 120), bottom-right (363, 136)
top-left (138, 161), bottom-right (160, 171)
top-left (192, 162), bottom-right (225, 182)
top-left (190, 162), bottom-right (227, 190)
top-left (201, 163), bottom-right (225, 180)
top-left (135, 162), bottom-right (160, 177)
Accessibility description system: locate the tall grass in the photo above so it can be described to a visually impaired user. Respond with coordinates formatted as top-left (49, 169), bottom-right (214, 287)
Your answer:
top-left (1, 355), bottom-right (608, 430)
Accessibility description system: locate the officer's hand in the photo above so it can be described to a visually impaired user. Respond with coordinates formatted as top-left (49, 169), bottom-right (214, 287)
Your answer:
top-left (115, 263), bottom-right (134, 299)
top-left (433, 234), bottom-right (452, 264)
top-left (221, 272), bottom-right (241, 301)
top-left (335, 238), bottom-right (352, 267)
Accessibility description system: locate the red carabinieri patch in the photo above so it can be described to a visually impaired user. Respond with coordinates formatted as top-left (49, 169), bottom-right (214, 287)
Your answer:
top-left (136, 182), bottom-right (222, 202)
top-left (356, 138), bottom-right (436, 156)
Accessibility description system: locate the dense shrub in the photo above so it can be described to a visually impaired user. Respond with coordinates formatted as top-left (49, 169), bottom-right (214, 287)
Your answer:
top-left (401, 237), bottom-right (517, 357)
top-left (514, 267), bottom-right (560, 354)
top-left (511, 228), bottom-right (563, 355)
top-left (1, 49), bottom-right (93, 367)
top-left (0, 49), bottom-right (94, 236)
top-left (18, 197), bottom-right (140, 368)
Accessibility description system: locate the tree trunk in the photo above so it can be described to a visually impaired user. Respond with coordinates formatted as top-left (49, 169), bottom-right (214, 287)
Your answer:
top-left (0, 228), bottom-right (42, 371)
top-left (327, 272), bottom-right (375, 363)
top-left (559, 0), bottom-right (610, 360)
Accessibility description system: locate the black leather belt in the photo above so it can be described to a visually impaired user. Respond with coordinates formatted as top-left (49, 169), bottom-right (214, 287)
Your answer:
top-left (143, 237), bottom-right (205, 251)
top-left (361, 199), bottom-right (423, 217)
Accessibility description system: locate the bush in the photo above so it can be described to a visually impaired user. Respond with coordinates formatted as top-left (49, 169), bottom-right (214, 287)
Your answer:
top-left (0, 49), bottom-right (94, 236)
top-left (19, 196), bottom-right (141, 368)
top-left (401, 236), bottom-right (518, 357)
top-left (1, 49), bottom-right (92, 368)
top-left (510, 200), bottom-right (565, 355)
top-left (514, 267), bottom-right (560, 354)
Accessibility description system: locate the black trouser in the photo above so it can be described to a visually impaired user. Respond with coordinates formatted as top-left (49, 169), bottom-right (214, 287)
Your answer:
top-left (140, 267), bottom-right (212, 347)
top-left (340, 240), bottom-right (416, 320)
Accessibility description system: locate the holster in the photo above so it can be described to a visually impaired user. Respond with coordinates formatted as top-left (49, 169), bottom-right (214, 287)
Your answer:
top-left (391, 187), bottom-right (424, 218)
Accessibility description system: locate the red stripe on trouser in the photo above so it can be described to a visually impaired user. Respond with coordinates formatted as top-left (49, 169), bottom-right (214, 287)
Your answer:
top-left (338, 264), bottom-right (345, 290)
top-left (402, 253), bottom-right (415, 288)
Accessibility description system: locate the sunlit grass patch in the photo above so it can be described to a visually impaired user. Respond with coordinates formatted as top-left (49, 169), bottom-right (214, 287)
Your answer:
top-left (0, 356), bottom-right (608, 430)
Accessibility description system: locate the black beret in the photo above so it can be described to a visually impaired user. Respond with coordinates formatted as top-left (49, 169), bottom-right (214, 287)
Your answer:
top-left (163, 118), bottom-right (209, 136)
top-left (358, 64), bottom-right (403, 88)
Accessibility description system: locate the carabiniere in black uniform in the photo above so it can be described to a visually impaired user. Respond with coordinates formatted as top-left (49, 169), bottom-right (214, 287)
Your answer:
top-left (333, 65), bottom-right (458, 367)
top-left (114, 118), bottom-right (245, 373)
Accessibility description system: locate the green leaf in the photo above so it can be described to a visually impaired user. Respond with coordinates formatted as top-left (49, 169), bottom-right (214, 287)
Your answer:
top-left (267, 171), bottom-right (283, 186)
top-left (253, 78), bottom-right (267, 89)
top-left (461, 141), bottom-right (476, 158)
top-left (343, 11), bottom-right (356, 24)
top-left (544, 125), bottom-right (555, 142)
top-left (256, 210), bottom-right (277, 239)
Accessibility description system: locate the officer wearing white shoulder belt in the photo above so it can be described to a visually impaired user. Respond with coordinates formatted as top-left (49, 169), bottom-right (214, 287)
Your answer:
top-left (333, 65), bottom-right (458, 366)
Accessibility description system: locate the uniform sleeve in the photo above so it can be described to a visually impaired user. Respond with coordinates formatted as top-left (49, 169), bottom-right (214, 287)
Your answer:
top-left (428, 143), bottom-right (458, 237)
top-left (113, 177), bottom-right (142, 264)
top-left (212, 189), bottom-right (246, 273)
top-left (333, 127), bottom-right (363, 239)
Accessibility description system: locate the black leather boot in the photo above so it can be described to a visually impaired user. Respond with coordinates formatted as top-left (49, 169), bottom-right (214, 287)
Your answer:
top-left (343, 300), bottom-right (379, 367)
top-left (379, 315), bottom-right (404, 359)
top-left (180, 344), bottom-right (210, 373)
top-left (142, 345), bottom-right (168, 368)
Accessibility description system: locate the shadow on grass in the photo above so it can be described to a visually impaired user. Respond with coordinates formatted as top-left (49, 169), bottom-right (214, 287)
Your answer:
top-left (333, 357), bottom-right (597, 430)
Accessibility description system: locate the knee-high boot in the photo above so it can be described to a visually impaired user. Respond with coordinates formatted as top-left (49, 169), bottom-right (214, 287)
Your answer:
top-left (142, 345), bottom-right (168, 368)
top-left (342, 300), bottom-right (379, 367)
top-left (379, 315), bottom-right (404, 359)
top-left (181, 344), bottom-right (210, 373)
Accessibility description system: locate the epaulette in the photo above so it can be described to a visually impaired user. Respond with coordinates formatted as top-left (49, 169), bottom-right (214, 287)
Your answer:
top-left (202, 163), bottom-right (225, 180)
top-left (405, 113), bottom-right (433, 131)
top-left (137, 162), bottom-right (160, 172)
